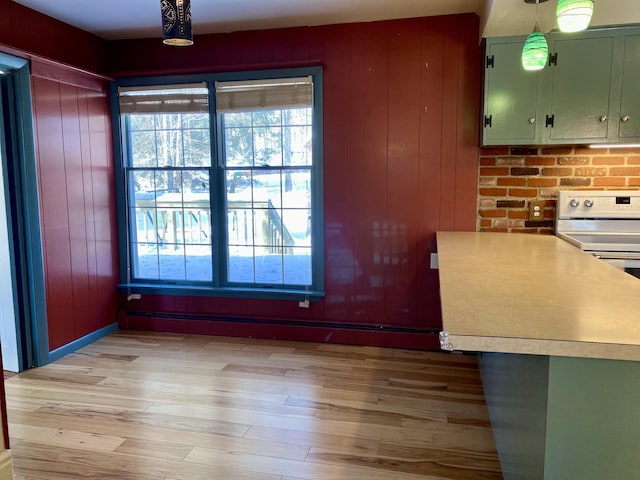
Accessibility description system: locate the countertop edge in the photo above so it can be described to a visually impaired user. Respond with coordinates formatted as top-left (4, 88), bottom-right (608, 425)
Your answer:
top-left (440, 332), bottom-right (640, 362)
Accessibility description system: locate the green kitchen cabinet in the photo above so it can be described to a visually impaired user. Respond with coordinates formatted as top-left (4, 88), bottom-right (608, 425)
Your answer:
top-left (543, 34), bottom-right (614, 143)
top-left (483, 38), bottom-right (540, 145)
top-left (618, 34), bottom-right (640, 141)
top-left (482, 27), bottom-right (640, 146)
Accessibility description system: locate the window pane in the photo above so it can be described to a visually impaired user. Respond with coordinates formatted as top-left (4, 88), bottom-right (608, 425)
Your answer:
top-left (183, 129), bottom-right (211, 166)
top-left (159, 244), bottom-right (186, 281)
top-left (284, 247), bottom-right (312, 285)
top-left (223, 112), bottom-right (252, 127)
top-left (182, 204), bottom-right (211, 244)
top-left (156, 125), bottom-right (184, 167)
top-left (130, 130), bottom-right (158, 168)
top-left (283, 126), bottom-right (312, 166)
top-left (133, 243), bottom-right (159, 279)
top-left (283, 108), bottom-right (311, 126)
top-left (282, 208), bottom-right (311, 247)
top-left (226, 169), bottom-right (252, 195)
top-left (186, 245), bottom-right (212, 281)
top-left (224, 127), bottom-right (253, 167)
top-left (181, 112), bottom-right (209, 129)
top-left (219, 98), bottom-right (315, 287)
top-left (254, 127), bottom-right (282, 166)
top-left (252, 110), bottom-right (282, 126)
top-left (255, 251), bottom-right (283, 284)
top-left (227, 208), bottom-right (253, 246)
top-left (282, 170), bottom-right (311, 208)
top-left (228, 246), bottom-right (254, 283)
top-left (127, 166), bottom-right (212, 282)
top-left (131, 169), bottom-right (155, 195)
top-left (129, 114), bottom-right (155, 131)
top-left (253, 170), bottom-right (282, 208)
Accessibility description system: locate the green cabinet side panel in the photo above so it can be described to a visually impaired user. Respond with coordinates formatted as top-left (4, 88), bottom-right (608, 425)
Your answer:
top-left (544, 356), bottom-right (640, 480)
top-left (478, 352), bottom-right (549, 480)
top-left (483, 40), bottom-right (539, 145)
top-left (619, 35), bottom-right (640, 140)
top-left (479, 353), bottom-right (640, 480)
top-left (548, 36), bottom-right (614, 142)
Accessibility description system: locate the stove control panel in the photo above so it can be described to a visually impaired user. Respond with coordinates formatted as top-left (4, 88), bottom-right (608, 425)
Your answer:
top-left (557, 190), bottom-right (640, 219)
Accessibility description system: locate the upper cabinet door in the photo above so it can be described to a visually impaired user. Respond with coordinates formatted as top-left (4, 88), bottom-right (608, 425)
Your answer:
top-left (546, 35), bottom-right (614, 143)
top-left (483, 39), bottom-right (539, 145)
top-left (618, 34), bottom-right (640, 140)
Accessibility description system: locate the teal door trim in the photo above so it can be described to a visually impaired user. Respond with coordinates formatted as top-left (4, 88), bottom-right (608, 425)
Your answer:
top-left (0, 53), bottom-right (49, 369)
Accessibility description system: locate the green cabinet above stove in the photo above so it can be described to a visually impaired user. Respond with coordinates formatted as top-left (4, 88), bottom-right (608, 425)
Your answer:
top-left (482, 27), bottom-right (640, 146)
top-left (619, 34), bottom-right (640, 141)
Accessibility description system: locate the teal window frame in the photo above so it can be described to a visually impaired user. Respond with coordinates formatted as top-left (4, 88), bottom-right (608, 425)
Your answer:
top-left (111, 67), bottom-right (324, 300)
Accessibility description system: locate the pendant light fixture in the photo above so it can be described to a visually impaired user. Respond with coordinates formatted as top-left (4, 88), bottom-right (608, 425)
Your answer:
top-left (522, 0), bottom-right (549, 71)
top-left (161, 0), bottom-right (193, 46)
top-left (556, 0), bottom-right (594, 33)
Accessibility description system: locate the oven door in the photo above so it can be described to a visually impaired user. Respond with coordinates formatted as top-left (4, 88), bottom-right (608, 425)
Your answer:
top-left (593, 254), bottom-right (640, 279)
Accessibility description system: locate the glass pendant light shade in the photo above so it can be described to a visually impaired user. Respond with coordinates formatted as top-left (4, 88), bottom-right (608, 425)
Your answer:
top-left (556, 0), bottom-right (594, 33)
top-left (161, 0), bottom-right (193, 46)
top-left (522, 28), bottom-right (549, 71)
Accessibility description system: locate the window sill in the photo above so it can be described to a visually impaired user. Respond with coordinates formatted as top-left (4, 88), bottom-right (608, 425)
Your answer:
top-left (117, 283), bottom-right (325, 301)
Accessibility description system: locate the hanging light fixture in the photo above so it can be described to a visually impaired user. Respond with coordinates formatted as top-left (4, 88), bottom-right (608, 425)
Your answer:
top-left (522, 24), bottom-right (548, 71)
top-left (556, 0), bottom-right (594, 33)
top-left (522, 0), bottom-right (549, 71)
top-left (161, 0), bottom-right (193, 46)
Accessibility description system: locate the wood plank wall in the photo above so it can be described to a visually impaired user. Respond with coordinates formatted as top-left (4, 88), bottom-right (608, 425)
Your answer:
top-left (0, 0), bottom-right (107, 74)
top-left (110, 14), bottom-right (481, 348)
top-left (30, 61), bottom-right (119, 351)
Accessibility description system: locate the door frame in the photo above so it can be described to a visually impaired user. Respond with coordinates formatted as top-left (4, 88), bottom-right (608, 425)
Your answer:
top-left (0, 53), bottom-right (48, 370)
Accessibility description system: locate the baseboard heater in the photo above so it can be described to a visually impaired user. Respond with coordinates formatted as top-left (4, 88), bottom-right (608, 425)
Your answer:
top-left (124, 310), bottom-right (441, 335)
top-left (121, 310), bottom-right (446, 349)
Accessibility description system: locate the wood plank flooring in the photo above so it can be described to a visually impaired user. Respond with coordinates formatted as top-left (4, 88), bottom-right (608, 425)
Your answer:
top-left (4, 331), bottom-right (503, 479)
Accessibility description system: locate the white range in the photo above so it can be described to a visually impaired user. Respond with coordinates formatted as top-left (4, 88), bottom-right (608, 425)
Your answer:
top-left (556, 190), bottom-right (640, 277)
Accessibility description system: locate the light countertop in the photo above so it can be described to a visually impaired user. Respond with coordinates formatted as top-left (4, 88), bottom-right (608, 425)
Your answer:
top-left (436, 231), bottom-right (640, 361)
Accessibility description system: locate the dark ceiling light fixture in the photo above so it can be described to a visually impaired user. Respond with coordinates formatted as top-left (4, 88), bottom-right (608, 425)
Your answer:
top-left (521, 0), bottom-right (549, 71)
top-left (161, 0), bottom-right (193, 46)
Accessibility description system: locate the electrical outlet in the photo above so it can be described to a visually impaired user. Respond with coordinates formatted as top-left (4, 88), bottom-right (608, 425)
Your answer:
top-left (529, 200), bottom-right (546, 222)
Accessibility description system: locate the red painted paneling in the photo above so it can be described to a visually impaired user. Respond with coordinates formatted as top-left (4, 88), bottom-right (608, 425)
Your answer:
top-left (386, 19), bottom-right (423, 327)
top-left (31, 77), bottom-right (75, 350)
top-left (354, 21), bottom-right (391, 327)
top-left (60, 83), bottom-right (92, 341)
top-left (0, 0), bottom-right (108, 74)
top-left (31, 62), bottom-right (119, 351)
top-left (109, 14), bottom-right (481, 347)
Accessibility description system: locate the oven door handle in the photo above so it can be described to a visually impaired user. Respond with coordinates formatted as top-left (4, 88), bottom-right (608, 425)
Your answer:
top-left (594, 255), bottom-right (640, 269)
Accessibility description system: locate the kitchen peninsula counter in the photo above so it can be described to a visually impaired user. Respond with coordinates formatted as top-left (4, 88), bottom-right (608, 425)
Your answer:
top-left (436, 231), bottom-right (640, 480)
top-left (436, 231), bottom-right (640, 361)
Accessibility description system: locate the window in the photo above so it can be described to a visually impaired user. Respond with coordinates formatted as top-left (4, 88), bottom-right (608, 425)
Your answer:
top-left (112, 68), bottom-right (323, 299)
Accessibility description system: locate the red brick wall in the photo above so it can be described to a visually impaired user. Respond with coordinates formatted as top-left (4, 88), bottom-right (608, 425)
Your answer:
top-left (478, 146), bottom-right (640, 234)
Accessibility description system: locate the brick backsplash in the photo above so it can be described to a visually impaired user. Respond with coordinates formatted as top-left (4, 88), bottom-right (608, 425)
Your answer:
top-left (478, 146), bottom-right (640, 234)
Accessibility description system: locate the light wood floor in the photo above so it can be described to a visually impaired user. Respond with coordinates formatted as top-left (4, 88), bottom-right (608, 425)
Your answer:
top-left (5, 331), bottom-right (503, 479)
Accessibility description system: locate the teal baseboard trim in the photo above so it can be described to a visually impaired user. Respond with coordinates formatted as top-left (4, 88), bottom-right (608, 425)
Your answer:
top-left (47, 322), bottom-right (119, 364)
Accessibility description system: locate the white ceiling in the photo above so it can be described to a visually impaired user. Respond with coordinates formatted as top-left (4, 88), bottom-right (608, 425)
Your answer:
top-left (12, 0), bottom-right (640, 41)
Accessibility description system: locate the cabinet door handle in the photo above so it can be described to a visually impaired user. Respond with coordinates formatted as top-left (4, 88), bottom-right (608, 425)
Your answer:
top-left (621, 115), bottom-right (630, 123)
top-left (599, 114), bottom-right (608, 122)
top-left (528, 117), bottom-right (536, 124)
